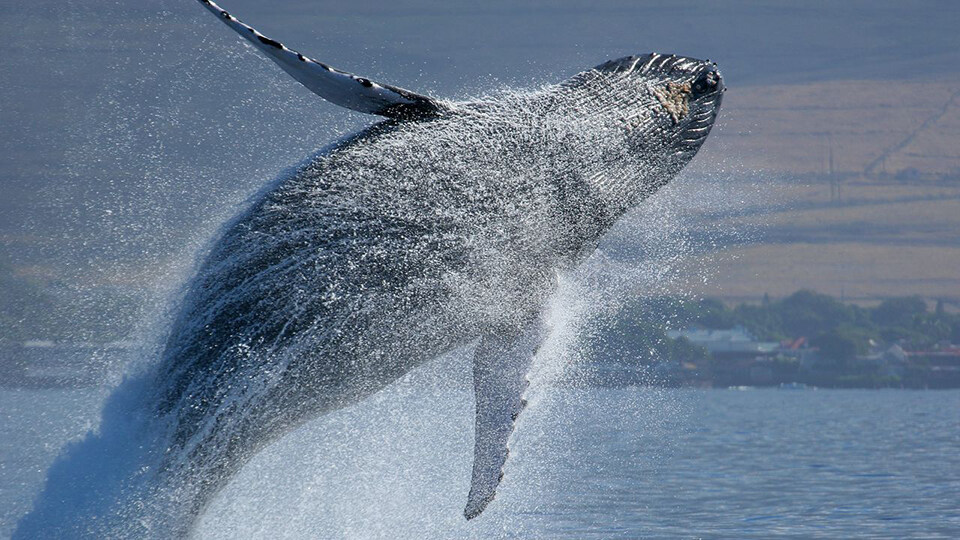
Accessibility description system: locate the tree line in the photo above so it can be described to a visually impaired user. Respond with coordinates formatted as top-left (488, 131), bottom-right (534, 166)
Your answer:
top-left (583, 290), bottom-right (960, 366)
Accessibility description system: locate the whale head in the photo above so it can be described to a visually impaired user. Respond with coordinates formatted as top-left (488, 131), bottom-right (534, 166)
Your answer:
top-left (550, 53), bottom-right (724, 215)
top-left (588, 53), bottom-right (723, 155)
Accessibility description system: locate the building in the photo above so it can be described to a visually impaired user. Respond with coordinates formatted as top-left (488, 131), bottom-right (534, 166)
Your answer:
top-left (666, 326), bottom-right (779, 357)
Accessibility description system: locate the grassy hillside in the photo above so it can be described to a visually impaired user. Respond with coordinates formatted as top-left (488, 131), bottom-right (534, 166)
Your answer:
top-left (698, 78), bottom-right (960, 178)
top-left (685, 77), bottom-right (960, 304)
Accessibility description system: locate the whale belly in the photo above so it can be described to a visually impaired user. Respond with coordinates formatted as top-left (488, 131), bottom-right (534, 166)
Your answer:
top-left (151, 167), bottom-right (474, 487)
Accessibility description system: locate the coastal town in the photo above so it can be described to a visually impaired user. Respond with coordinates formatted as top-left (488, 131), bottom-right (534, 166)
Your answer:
top-left (663, 325), bottom-right (960, 389)
top-left (573, 290), bottom-right (960, 389)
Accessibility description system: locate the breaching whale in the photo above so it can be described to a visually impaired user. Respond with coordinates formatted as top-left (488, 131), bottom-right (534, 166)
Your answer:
top-left (16, 1), bottom-right (723, 537)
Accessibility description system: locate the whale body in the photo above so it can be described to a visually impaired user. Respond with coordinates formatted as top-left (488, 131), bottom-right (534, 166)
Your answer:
top-left (16, 1), bottom-right (723, 537)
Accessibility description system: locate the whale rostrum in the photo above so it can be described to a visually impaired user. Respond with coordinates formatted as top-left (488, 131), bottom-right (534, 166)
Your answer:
top-left (15, 2), bottom-right (724, 535)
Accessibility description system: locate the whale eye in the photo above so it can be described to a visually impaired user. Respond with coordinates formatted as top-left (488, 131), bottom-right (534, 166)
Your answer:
top-left (691, 69), bottom-right (721, 98)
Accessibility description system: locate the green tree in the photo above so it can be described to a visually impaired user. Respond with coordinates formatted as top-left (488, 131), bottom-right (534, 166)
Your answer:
top-left (812, 329), bottom-right (859, 366)
top-left (873, 296), bottom-right (927, 327)
top-left (776, 290), bottom-right (854, 337)
top-left (681, 298), bottom-right (738, 329)
top-left (733, 303), bottom-right (785, 341)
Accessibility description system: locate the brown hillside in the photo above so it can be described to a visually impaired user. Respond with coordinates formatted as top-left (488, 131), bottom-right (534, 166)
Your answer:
top-left (684, 78), bottom-right (960, 304)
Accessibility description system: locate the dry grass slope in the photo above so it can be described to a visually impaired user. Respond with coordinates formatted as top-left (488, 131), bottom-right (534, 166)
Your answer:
top-left (685, 78), bottom-right (960, 304)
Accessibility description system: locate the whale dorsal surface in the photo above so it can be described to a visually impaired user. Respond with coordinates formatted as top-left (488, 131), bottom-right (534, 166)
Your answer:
top-left (197, 0), bottom-right (442, 119)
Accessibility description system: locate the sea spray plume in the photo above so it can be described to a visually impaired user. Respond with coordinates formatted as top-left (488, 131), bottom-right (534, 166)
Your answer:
top-left (15, 1), bottom-right (723, 537)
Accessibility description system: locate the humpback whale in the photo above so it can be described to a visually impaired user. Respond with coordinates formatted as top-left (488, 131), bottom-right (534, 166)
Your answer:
top-left (16, 1), bottom-right (723, 537)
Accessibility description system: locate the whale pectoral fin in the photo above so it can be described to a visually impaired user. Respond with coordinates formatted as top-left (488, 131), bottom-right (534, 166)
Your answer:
top-left (196, 1), bottom-right (442, 119)
top-left (465, 320), bottom-right (543, 520)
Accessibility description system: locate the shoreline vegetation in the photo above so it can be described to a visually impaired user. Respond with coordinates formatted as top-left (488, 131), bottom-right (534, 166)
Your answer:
top-left (575, 290), bottom-right (960, 390)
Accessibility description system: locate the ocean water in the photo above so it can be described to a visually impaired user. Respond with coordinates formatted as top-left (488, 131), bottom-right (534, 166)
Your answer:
top-left (2, 353), bottom-right (957, 539)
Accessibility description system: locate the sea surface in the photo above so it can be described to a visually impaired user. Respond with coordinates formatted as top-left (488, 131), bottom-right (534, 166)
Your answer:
top-left (1, 353), bottom-right (957, 539)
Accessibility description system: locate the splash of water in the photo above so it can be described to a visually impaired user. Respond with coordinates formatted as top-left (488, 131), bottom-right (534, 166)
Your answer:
top-left (188, 173), bottom-right (749, 539)
top-left (14, 174), bottom-right (749, 540)
top-left (12, 5), bottom-right (749, 538)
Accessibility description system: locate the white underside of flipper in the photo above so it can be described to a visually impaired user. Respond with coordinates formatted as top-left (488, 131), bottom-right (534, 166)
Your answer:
top-left (196, 0), bottom-right (442, 118)
top-left (465, 319), bottom-right (543, 519)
